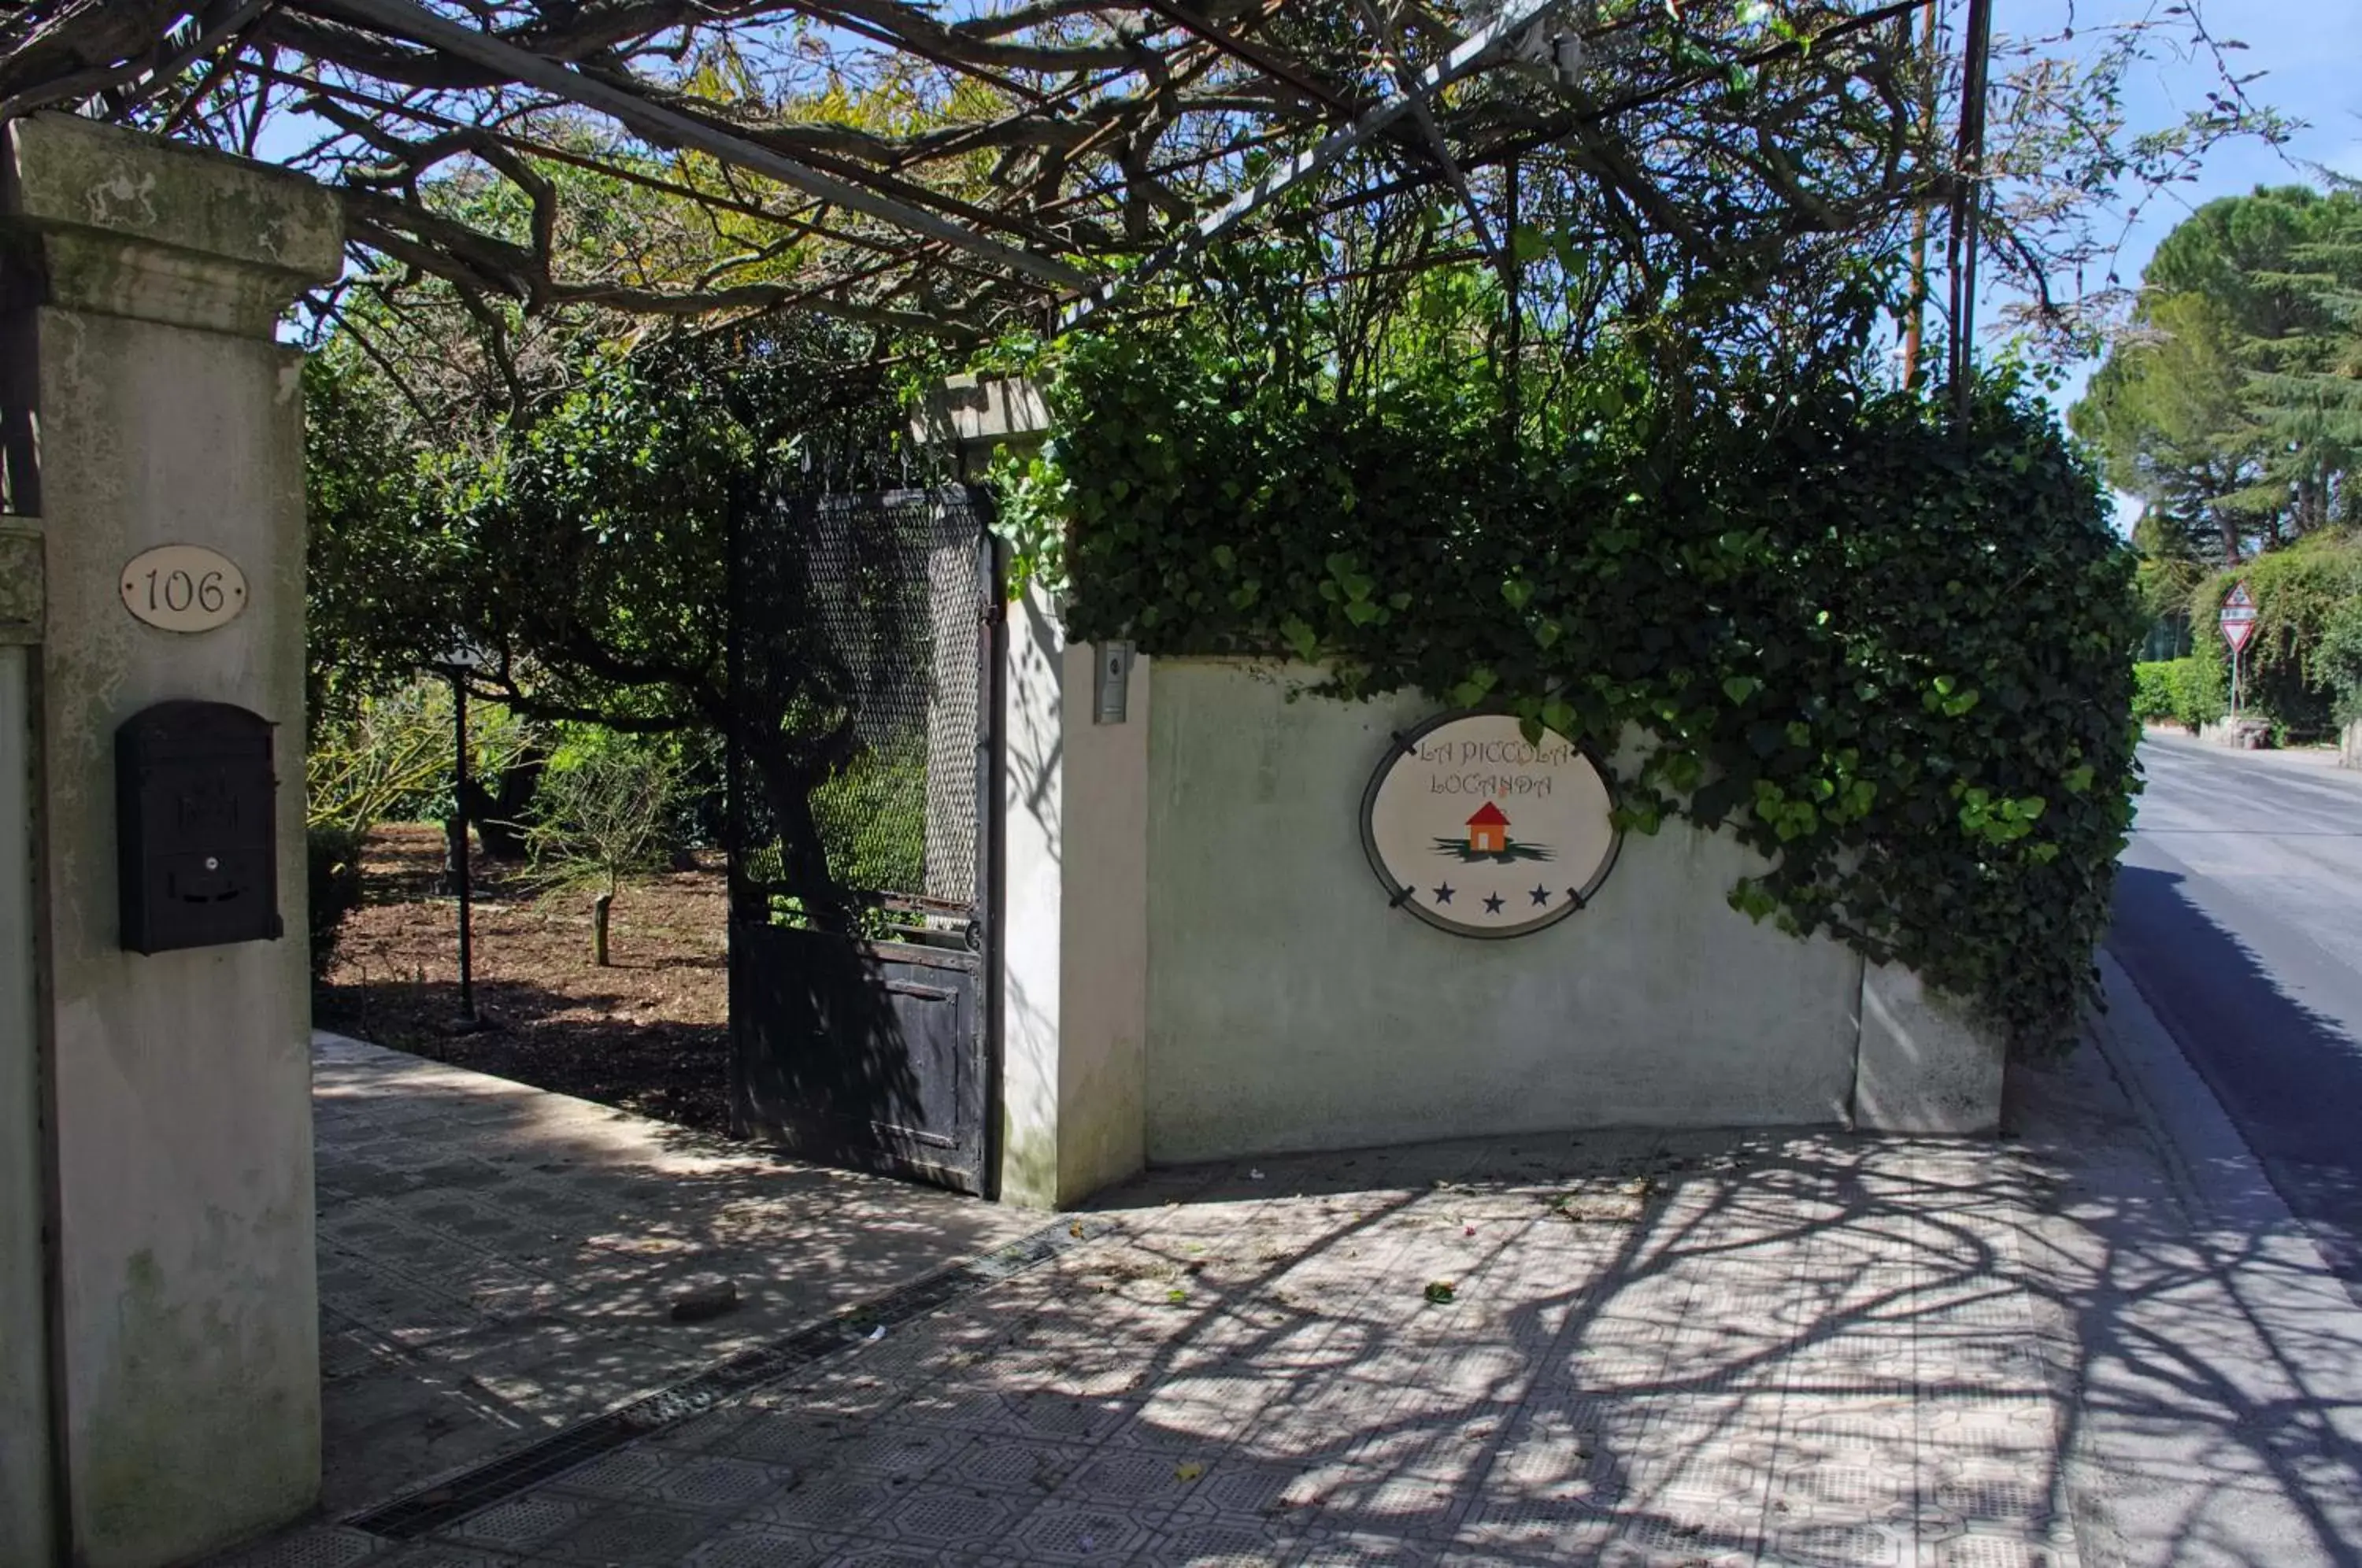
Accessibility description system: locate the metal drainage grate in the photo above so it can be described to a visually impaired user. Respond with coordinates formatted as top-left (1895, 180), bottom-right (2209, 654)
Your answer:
top-left (347, 1215), bottom-right (1112, 1540)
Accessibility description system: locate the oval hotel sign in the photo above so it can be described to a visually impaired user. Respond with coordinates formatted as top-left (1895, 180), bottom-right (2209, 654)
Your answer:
top-left (1360, 712), bottom-right (1620, 938)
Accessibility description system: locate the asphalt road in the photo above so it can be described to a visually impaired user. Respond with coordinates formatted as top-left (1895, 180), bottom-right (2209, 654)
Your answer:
top-left (2110, 734), bottom-right (2362, 1286)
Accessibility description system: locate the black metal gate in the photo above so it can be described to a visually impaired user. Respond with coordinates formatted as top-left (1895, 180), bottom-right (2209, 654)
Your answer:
top-left (725, 479), bottom-right (998, 1194)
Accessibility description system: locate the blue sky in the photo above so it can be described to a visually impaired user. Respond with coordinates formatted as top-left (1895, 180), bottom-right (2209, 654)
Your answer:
top-left (2005, 0), bottom-right (2362, 416)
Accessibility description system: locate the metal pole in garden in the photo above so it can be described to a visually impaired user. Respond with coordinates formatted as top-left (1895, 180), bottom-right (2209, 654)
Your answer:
top-left (439, 643), bottom-right (491, 1034)
top-left (451, 668), bottom-right (478, 1027)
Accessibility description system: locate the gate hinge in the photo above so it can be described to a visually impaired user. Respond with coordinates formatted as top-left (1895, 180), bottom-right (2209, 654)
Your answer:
top-left (979, 600), bottom-right (1005, 626)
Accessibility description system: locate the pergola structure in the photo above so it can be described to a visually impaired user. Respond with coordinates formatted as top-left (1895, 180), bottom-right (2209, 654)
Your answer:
top-left (0, 0), bottom-right (1954, 348)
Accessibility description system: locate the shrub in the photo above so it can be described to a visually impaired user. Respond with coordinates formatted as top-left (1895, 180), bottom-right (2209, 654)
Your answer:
top-left (808, 730), bottom-right (929, 895)
top-left (306, 825), bottom-right (365, 979)
top-left (2322, 594), bottom-right (2362, 728)
top-left (308, 678), bottom-right (533, 831)
top-left (2133, 657), bottom-right (2224, 731)
top-left (2190, 533), bottom-right (2362, 741)
top-left (2168, 655), bottom-right (2228, 731)
top-left (526, 733), bottom-right (681, 965)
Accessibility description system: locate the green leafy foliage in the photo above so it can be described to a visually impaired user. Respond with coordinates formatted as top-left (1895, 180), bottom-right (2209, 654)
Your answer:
top-left (806, 732), bottom-right (929, 897)
top-left (1009, 303), bottom-right (2143, 1054)
top-left (306, 679), bottom-right (535, 833)
top-left (2189, 532), bottom-right (2362, 738)
top-left (2131, 658), bottom-right (2223, 733)
top-left (304, 320), bottom-right (897, 735)
top-left (2321, 596), bottom-right (2362, 728)
top-left (527, 734), bottom-right (684, 904)
top-left (2071, 186), bottom-right (2362, 564)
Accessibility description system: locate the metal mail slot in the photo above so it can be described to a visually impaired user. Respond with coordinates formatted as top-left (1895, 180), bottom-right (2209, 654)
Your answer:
top-left (116, 700), bottom-right (283, 954)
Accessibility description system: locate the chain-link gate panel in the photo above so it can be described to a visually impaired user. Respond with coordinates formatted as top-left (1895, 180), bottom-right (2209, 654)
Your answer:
top-left (727, 479), bottom-right (998, 1193)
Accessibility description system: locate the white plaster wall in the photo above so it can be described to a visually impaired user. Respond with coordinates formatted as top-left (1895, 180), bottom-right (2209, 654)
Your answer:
top-left (38, 309), bottom-right (320, 1565)
top-left (998, 590), bottom-right (1066, 1203)
top-left (1056, 636), bottom-right (1148, 1199)
top-left (1145, 660), bottom-right (1864, 1163)
top-left (995, 590), bottom-right (1150, 1206)
top-left (0, 642), bottom-right (55, 1566)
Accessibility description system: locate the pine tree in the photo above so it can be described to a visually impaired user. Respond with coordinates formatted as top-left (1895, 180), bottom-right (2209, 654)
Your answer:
top-left (2072, 186), bottom-right (2362, 559)
top-left (2243, 202), bottom-right (2362, 530)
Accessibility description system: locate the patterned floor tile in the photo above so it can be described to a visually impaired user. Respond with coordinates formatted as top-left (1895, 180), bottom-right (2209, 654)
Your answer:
top-left (1005, 1500), bottom-right (1152, 1563)
top-left (742, 1472), bottom-right (905, 1533)
top-left (440, 1494), bottom-right (596, 1553)
top-left (678, 1522), bottom-right (839, 1568)
top-left (366, 1546), bottom-right (520, 1568)
top-left (943, 1433), bottom-right (1091, 1496)
top-left (535, 1502), bottom-right (726, 1565)
top-left (651, 1455), bottom-right (799, 1511)
top-left (198, 1527), bottom-right (385, 1568)
top-left (1131, 1514), bottom-right (1298, 1567)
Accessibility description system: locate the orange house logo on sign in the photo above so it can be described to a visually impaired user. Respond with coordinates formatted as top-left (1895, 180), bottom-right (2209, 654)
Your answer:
top-left (1361, 712), bottom-right (1621, 938)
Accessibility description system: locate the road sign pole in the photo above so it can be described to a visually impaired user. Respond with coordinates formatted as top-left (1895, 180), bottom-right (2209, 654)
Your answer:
top-left (2219, 580), bottom-right (2256, 726)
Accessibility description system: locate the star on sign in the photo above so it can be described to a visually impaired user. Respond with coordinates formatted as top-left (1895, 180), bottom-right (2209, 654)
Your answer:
top-left (1431, 883), bottom-right (1455, 904)
top-left (1530, 886), bottom-right (1552, 907)
top-left (1483, 893), bottom-right (1505, 914)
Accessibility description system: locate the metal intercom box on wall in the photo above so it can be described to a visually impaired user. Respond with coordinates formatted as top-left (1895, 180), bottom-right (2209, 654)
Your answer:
top-left (117, 700), bottom-right (283, 955)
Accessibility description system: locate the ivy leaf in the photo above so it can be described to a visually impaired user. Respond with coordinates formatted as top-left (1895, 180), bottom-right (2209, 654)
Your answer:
top-left (1720, 675), bottom-right (1760, 704)
top-left (1535, 619), bottom-right (1563, 649)
top-left (1279, 616), bottom-right (1318, 662)
top-left (1501, 577), bottom-right (1535, 610)
top-left (1541, 697), bottom-right (1577, 735)
top-left (1210, 544), bottom-right (1236, 571)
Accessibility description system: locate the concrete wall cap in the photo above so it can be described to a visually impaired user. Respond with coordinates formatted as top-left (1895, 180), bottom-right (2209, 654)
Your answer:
top-left (3, 114), bottom-right (341, 333)
top-left (913, 372), bottom-right (1051, 447)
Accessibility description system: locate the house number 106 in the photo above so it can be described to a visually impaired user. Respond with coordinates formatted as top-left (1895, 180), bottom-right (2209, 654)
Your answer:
top-left (143, 568), bottom-right (227, 615)
top-left (119, 544), bottom-right (248, 634)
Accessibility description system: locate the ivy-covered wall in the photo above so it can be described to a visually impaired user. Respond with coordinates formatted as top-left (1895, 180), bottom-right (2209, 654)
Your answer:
top-left (998, 333), bottom-right (2143, 1054)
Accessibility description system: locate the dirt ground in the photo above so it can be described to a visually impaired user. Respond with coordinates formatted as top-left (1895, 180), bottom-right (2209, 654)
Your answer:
top-left (314, 823), bottom-right (734, 1133)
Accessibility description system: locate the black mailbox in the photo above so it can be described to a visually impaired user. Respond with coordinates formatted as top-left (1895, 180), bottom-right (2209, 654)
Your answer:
top-left (117, 700), bottom-right (283, 955)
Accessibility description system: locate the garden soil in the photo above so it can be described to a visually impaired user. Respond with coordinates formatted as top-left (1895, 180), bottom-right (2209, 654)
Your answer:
top-left (315, 823), bottom-right (733, 1134)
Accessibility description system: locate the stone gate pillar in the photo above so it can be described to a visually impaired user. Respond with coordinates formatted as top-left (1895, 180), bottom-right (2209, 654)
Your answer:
top-left (0, 113), bottom-right (341, 1566)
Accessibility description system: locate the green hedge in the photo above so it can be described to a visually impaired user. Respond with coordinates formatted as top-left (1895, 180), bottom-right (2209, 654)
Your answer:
top-left (2190, 534), bottom-right (2362, 740)
top-left (1004, 324), bottom-right (2144, 1055)
top-left (2132, 657), bottom-right (2223, 732)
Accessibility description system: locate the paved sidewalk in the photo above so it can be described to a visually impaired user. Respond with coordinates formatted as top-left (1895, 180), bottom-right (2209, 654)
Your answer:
top-left (2016, 956), bottom-right (2362, 1568)
top-left (214, 1037), bottom-right (2089, 1568)
top-left (305, 1033), bottom-right (1040, 1516)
